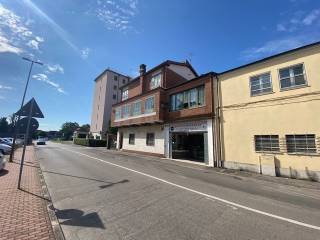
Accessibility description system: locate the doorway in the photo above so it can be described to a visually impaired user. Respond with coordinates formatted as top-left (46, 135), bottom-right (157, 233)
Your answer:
top-left (171, 132), bottom-right (205, 162)
top-left (119, 132), bottom-right (123, 149)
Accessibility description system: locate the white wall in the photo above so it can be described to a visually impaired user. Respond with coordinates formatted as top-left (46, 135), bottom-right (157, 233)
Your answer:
top-left (120, 125), bottom-right (165, 155)
top-left (168, 64), bottom-right (196, 80)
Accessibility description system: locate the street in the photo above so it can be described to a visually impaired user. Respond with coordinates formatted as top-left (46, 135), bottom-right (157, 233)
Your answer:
top-left (36, 142), bottom-right (320, 240)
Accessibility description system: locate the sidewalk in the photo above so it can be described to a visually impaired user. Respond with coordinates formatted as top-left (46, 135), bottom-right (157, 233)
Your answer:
top-left (0, 146), bottom-right (56, 240)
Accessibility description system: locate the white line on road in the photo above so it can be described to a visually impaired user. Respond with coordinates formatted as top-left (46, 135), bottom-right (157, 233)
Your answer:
top-left (58, 146), bottom-right (320, 231)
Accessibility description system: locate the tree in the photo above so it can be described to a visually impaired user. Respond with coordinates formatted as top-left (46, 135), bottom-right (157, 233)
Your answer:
top-left (79, 124), bottom-right (90, 132)
top-left (7, 114), bottom-right (18, 133)
top-left (108, 120), bottom-right (117, 135)
top-left (0, 117), bottom-right (9, 133)
top-left (60, 122), bottom-right (79, 140)
top-left (33, 130), bottom-right (48, 139)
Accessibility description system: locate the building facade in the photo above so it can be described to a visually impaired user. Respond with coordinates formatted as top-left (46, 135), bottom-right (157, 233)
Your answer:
top-left (219, 42), bottom-right (320, 180)
top-left (90, 69), bottom-right (130, 139)
top-left (109, 42), bottom-right (320, 181)
top-left (111, 61), bottom-right (218, 165)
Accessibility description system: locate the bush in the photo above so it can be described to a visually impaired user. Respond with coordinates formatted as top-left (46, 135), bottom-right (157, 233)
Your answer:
top-left (73, 138), bottom-right (106, 147)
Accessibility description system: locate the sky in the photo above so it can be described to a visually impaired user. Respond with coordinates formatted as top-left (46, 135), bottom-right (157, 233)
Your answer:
top-left (0, 0), bottom-right (319, 131)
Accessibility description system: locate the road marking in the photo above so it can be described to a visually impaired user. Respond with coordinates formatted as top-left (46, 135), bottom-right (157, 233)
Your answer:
top-left (58, 146), bottom-right (320, 231)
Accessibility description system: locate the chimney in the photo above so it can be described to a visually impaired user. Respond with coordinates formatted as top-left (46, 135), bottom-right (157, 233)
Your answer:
top-left (139, 64), bottom-right (146, 76)
top-left (139, 64), bottom-right (146, 94)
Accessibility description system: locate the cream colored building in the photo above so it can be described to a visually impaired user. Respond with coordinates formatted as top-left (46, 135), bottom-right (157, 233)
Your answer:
top-left (219, 42), bottom-right (320, 181)
top-left (90, 69), bottom-right (130, 139)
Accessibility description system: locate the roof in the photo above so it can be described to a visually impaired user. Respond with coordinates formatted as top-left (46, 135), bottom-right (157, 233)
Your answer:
top-left (94, 68), bottom-right (130, 82)
top-left (219, 41), bottom-right (320, 75)
top-left (166, 72), bottom-right (217, 90)
top-left (119, 60), bottom-right (199, 89)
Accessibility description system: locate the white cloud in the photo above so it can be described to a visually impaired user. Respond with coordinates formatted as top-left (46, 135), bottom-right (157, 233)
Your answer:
top-left (35, 36), bottom-right (44, 42)
top-left (93, 0), bottom-right (138, 32)
top-left (0, 3), bottom-right (44, 54)
top-left (303, 9), bottom-right (320, 25)
top-left (0, 84), bottom-right (13, 90)
top-left (276, 8), bottom-right (320, 32)
top-left (46, 64), bottom-right (64, 74)
top-left (81, 47), bottom-right (90, 59)
top-left (241, 36), bottom-right (317, 61)
top-left (26, 39), bottom-right (39, 50)
top-left (0, 34), bottom-right (23, 54)
top-left (276, 24), bottom-right (286, 32)
top-left (32, 73), bottom-right (66, 94)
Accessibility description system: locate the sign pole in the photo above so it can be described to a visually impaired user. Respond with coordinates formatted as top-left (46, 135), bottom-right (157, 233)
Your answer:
top-left (17, 100), bottom-right (34, 189)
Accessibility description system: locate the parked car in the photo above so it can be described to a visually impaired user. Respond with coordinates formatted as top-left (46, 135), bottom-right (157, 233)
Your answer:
top-left (0, 138), bottom-right (12, 146)
top-left (2, 137), bottom-right (13, 144)
top-left (0, 143), bottom-right (12, 155)
top-left (0, 152), bottom-right (5, 171)
top-left (36, 138), bottom-right (46, 145)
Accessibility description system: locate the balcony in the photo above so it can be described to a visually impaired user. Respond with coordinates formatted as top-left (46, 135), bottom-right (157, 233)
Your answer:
top-left (111, 89), bottom-right (165, 127)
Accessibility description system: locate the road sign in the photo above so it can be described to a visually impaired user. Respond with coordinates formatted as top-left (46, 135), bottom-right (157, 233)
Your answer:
top-left (16, 117), bottom-right (39, 133)
top-left (16, 98), bottom-right (44, 118)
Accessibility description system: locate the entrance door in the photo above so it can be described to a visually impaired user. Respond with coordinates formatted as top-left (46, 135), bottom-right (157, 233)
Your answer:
top-left (119, 132), bottom-right (123, 149)
top-left (171, 132), bottom-right (205, 162)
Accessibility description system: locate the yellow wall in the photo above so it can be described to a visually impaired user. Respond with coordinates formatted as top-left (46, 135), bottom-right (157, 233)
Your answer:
top-left (219, 45), bottom-right (320, 177)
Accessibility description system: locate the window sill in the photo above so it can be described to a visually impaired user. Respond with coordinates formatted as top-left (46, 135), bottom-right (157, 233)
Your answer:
top-left (251, 91), bottom-right (275, 97)
top-left (287, 152), bottom-right (319, 156)
top-left (280, 84), bottom-right (309, 92)
top-left (255, 151), bottom-right (282, 154)
top-left (170, 104), bottom-right (206, 112)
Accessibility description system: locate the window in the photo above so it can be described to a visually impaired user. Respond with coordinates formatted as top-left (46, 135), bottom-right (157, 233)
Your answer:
top-left (122, 79), bottom-right (126, 84)
top-left (150, 73), bottom-right (161, 89)
top-left (113, 94), bottom-right (116, 99)
top-left (189, 88), bottom-right (197, 107)
top-left (115, 107), bottom-right (121, 120)
top-left (146, 133), bottom-right (155, 146)
top-left (114, 76), bottom-right (118, 81)
top-left (254, 135), bottom-right (280, 152)
top-left (279, 64), bottom-right (306, 89)
top-left (132, 101), bottom-right (141, 116)
top-left (129, 134), bottom-right (135, 145)
top-left (122, 88), bottom-right (128, 101)
top-left (113, 85), bottom-right (117, 90)
top-left (175, 92), bottom-right (184, 110)
top-left (250, 73), bottom-right (272, 96)
top-left (286, 134), bottom-right (316, 154)
top-left (145, 96), bottom-right (154, 113)
top-left (170, 86), bottom-right (205, 111)
top-left (122, 104), bottom-right (130, 118)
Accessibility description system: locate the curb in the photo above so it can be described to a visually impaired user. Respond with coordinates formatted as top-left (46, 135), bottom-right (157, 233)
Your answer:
top-left (36, 150), bottom-right (66, 240)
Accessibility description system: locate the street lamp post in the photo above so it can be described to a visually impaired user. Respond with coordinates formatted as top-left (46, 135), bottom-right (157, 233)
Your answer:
top-left (9, 57), bottom-right (43, 162)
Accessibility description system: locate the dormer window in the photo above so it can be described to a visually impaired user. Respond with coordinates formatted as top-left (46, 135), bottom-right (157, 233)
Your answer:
top-left (122, 87), bottom-right (128, 101)
top-left (150, 73), bottom-right (161, 90)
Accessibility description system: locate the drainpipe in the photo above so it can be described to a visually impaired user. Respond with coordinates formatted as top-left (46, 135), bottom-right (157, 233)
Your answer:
top-left (210, 73), bottom-right (217, 167)
top-left (215, 74), bottom-right (223, 168)
top-left (211, 73), bottom-right (222, 168)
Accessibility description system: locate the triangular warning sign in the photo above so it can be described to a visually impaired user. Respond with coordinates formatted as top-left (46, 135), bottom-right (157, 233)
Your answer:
top-left (16, 98), bottom-right (44, 118)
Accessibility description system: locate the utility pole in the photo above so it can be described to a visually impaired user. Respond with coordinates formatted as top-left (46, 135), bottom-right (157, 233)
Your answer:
top-left (17, 99), bottom-right (34, 189)
top-left (9, 57), bottom-right (43, 162)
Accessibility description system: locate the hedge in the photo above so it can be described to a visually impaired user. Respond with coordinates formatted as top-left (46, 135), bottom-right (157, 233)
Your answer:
top-left (73, 138), bottom-right (107, 147)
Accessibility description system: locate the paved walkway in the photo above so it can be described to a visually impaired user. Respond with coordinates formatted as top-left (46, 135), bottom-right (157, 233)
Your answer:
top-left (0, 146), bottom-right (55, 240)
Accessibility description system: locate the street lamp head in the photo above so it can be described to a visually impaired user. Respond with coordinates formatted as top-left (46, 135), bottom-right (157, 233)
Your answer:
top-left (22, 57), bottom-right (43, 66)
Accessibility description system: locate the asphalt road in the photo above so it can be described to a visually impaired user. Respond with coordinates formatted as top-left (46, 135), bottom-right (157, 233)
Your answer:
top-left (36, 142), bottom-right (320, 240)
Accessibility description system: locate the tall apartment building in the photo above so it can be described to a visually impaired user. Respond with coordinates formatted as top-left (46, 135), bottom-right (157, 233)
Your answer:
top-left (90, 69), bottom-right (130, 139)
top-left (110, 42), bottom-right (320, 181)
